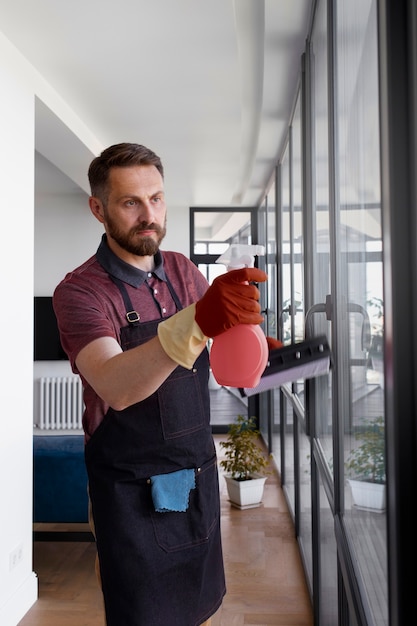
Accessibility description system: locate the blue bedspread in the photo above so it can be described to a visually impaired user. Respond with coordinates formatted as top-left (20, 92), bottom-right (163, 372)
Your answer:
top-left (33, 435), bottom-right (89, 523)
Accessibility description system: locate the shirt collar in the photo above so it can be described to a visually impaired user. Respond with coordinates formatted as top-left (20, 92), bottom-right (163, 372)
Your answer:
top-left (96, 234), bottom-right (167, 287)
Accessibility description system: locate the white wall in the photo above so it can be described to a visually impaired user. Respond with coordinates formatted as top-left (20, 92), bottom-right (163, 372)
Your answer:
top-left (34, 153), bottom-right (102, 296)
top-left (0, 33), bottom-right (39, 626)
top-left (0, 30), bottom-right (103, 626)
top-left (0, 26), bottom-right (191, 626)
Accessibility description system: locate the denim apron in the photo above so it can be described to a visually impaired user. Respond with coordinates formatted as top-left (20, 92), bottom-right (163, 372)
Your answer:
top-left (84, 276), bottom-right (226, 626)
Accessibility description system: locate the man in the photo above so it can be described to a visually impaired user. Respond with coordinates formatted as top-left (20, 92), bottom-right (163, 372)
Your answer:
top-left (53, 143), bottom-right (267, 626)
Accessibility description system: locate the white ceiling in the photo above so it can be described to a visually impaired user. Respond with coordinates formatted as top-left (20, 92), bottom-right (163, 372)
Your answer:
top-left (0, 0), bottom-right (312, 208)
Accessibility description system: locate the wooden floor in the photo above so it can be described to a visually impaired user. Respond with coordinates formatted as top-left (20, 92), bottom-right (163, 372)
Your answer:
top-left (213, 436), bottom-right (314, 626)
top-left (19, 436), bottom-right (313, 626)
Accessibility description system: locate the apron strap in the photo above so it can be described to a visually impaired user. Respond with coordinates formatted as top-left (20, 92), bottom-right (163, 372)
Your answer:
top-left (110, 276), bottom-right (141, 325)
top-left (165, 275), bottom-right (183, 311)
top-left (110, 274), bottom-right (184, 325)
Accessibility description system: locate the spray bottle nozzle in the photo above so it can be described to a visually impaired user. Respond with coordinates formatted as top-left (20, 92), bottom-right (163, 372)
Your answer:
top-left (215, 244), bottom-right (265, 270)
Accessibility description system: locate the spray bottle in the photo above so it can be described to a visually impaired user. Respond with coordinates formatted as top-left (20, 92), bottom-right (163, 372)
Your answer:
top-left (209, 244), bottom-right (269, 388)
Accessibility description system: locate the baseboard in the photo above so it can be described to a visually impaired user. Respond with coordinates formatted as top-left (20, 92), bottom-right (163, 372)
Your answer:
top-left (0, 571), bottom-right (38, 626)
top-left (33, 522), bottom-right (94, 543)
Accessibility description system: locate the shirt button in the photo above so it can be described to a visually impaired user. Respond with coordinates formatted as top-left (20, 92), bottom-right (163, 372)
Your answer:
top-left (147, 272), bottom-right (152, 278)
top-left (162, 307), bottom-right (167, 313)
top-left (154, 289), bottom-right (158, 295)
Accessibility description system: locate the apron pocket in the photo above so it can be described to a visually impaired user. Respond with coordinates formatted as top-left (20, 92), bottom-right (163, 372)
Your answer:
top-left (150, 468), bottom-right (195, 512)
top-left (158, 367), bottom-right (207, 439)
top-left (150, 457), bottom-right (219, 552)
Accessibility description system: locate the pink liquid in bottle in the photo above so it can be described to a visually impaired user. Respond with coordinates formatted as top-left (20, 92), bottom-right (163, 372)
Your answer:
top-left (210, 323), bottom-right (268, 388)
top-left (209, 244), bottom-right (268, 388)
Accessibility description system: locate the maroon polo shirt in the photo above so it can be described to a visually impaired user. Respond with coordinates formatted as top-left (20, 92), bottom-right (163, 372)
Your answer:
top-left (53, 235), bottom-right (209, 440)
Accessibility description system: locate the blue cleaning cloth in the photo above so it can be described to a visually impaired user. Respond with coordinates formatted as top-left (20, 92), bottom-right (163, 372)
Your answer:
top-left (150, 468), bottom-right (196, 513)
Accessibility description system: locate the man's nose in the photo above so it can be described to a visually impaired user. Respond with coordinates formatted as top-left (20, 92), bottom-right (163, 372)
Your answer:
top-left (139, 201), bottom-right (155, 223)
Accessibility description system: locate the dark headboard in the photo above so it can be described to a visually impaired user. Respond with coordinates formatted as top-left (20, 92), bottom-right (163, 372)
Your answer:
top-left (34, 296), bottom-right (68, 361)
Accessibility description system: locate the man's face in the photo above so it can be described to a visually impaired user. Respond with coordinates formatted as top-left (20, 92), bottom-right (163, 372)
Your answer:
top-left (95, 165), bottom-right (167, 257)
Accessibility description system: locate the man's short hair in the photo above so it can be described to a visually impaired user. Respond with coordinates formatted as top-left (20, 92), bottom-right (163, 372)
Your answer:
top-left (88, 143), bottom-right (164, 203)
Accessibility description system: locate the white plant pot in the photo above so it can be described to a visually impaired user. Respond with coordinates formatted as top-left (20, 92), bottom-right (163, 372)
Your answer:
top-left (347, 479), bottom-right (386, 512)
top-left (224, 474), bottom-right (267, 510)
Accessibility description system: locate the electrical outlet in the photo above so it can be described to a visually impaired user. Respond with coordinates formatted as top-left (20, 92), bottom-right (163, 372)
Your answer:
top-left (9, 543), bottom-right (23, 571)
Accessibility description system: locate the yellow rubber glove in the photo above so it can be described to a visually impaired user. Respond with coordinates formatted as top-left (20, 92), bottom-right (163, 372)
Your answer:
top-left (157, 267), bottom-right (267, 369)
top-left (157, 303), bottom-right (208, 369)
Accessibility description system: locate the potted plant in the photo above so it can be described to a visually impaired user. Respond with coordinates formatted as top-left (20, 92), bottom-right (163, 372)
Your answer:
top-left (219, 414), bottom-right (270, 509)
top-left (345, 415), bottom-right (386, 511)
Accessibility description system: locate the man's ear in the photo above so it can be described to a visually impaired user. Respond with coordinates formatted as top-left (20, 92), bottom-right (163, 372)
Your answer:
top-left (89, 197), bottom-right (105, 223)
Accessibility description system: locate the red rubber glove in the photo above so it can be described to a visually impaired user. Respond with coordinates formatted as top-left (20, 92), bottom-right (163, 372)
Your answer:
top-left (195, 267), bottom-right (267, 338)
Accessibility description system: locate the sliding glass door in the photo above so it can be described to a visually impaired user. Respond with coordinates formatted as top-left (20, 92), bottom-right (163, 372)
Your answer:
top-left (269, 1), bottom-right (386, 624)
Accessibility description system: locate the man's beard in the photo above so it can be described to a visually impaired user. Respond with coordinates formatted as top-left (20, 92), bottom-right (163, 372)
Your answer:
top-left (105, 214), bottom-right (166, 256)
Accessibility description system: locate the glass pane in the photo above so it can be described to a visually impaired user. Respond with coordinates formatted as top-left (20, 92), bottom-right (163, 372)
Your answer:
top-left (193, 211), bottom-right (252, 254)
top-left (280, 147), bottom-right (296, 512)
top-left (318, 472), bottom-right (338, 625)
top-left (267, 181), bottom-right (277, 337)
top-left (260, 184), bottom-right (279, 449)
top-left (272, 387), bottom-right (282, 467)
top-left (337, 0), bottom-right (387, 623)
top-left (265, 183), bottom-right (279, 454)
top-left (311, 0), bottom-right (333, 468)
top-left (281, 145), bottom-right (291, 343)
top-left (258, 196), bottom-right (269, 443)
top-left (283, 399), bottom-right (296, 517)
top-left (197, 263), bottom-right (225, 284)
top-left (299, 419), bottom-right (312, 584)
top-left (292, 94), bottom-right (305, 343)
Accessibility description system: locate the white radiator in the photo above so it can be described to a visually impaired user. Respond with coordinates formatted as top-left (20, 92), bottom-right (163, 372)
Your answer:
top-left (38, 376), bottom-right (84, 430)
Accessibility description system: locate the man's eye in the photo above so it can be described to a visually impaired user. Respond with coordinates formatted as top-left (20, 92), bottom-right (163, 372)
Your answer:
top-left (126, 200), bottom-right (136, 206)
